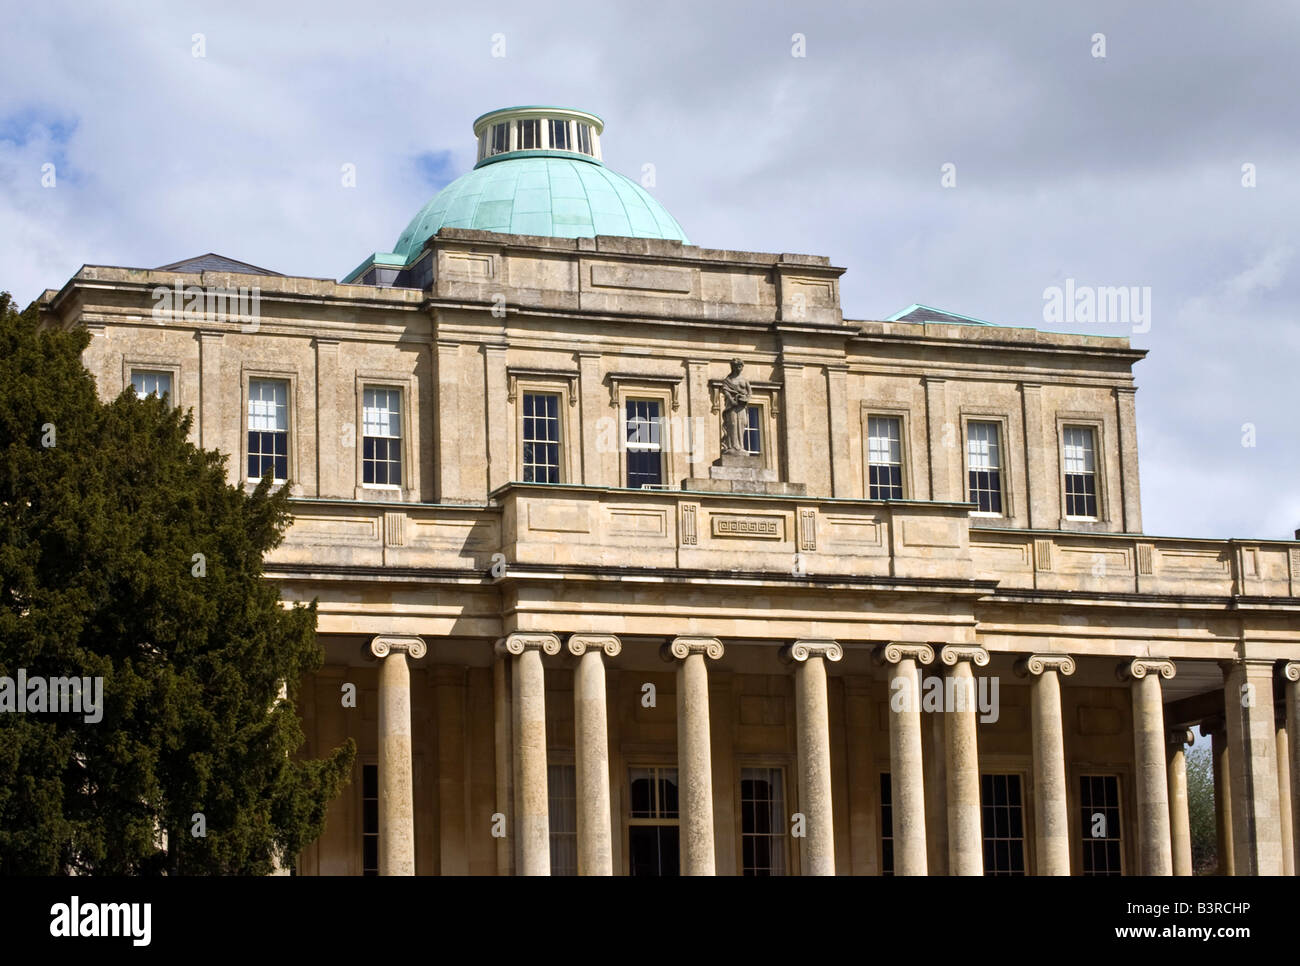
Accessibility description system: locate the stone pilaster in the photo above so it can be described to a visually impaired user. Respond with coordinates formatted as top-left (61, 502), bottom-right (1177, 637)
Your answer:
top-left (1119, 658), bottom-right (1176, 875)
top-left (941, 645), bottom-right (989, 876)
top-left (369, 635), bottom-right (427, 876)
top-left (1222, 658), bottom-right (1283, 875)
top-left (1284, 663), bottom-right (1300, 875)
top-left (662, 636), bottom-right (725, 875)
top-left (1166, 728), bottom-right (1195, 876)
top-left (499, 632), bottom-right (561, 875)
top-left (781, 640), bottom-right (843, 875)
top-left (1016, 654), bottom-right (1075, 875)
top-left (1276, 707), bottom-right (1294, 876)
top-left (567, 634), bottom-right (621, 876)
top-left (875, 642), bottom-right (934, 875)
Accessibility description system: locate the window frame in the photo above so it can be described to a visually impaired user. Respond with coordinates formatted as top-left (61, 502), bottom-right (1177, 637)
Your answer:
top-left (736, 761), bottom-right (791, 876)
top-left (963, 416), bottom-right (1008, 517)
top-left (861, 407), bottom-right (914, 501)
top-left (548, 760), bottom-right (578, 876)
top-left (353, 372), bottom-right (418, 501)
top-left (625, 763), bottom-right (681, 876)
top-left (510, 372), bottom-right (577, 484)
top-left (616, 390), bottom-right (672, 489)
top-left (242, 370), bottom-right (296, 487)
top-left (123, 358), bottom-right (181, 409)
top-left (980, 771), bottom-right (1029, 875)
top-left (360, 385), bottom-right (404, 491)
top-left (1074, 772), bottom-right (1126, 876)
top-left (518, 118), bottom-right (541, 151)
top-left (1056, 416), bottom-right (1108, 524)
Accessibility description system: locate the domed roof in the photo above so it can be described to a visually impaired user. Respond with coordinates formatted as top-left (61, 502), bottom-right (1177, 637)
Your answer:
top-left (391, 155), bottom-right (690, 260)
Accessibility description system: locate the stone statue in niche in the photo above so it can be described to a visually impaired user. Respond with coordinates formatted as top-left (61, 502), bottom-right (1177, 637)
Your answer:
top-left (718, 358), bottom-right (752, 458)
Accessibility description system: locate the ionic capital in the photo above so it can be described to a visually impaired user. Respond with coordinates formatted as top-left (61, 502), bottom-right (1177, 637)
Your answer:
top-left (495, 632), bottom-right (562, 657)
top-left (1118, 657), bottom-right (1176, 682)
top-left (1014, 653), bottom-right (1076, 677)
top-left (940, 645), bottom-right (990, 668)
top-left (567, 634), bottom-right (622, 658)
top-left (781, 640), bottom-right (844, 664)
top-left (874, 642), bottom-right (935, 667)
top-left (1166, 728), bottom-right (1195, 748)
top-left (369, 635), bottom-right (427, 660)
top-left (1281, 661), bottom-right (1300, 683)
top-left (661, 637), bottom-right (724, 662)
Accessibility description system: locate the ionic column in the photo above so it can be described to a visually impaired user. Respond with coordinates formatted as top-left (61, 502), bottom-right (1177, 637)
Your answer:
top-left (1119, 658), bottom-right (1176, 875)
top-left (1276, 708), bottom-right (1294, 876)
top-left (1223, 658), bottom-right (1283, 875)
top-left (1204, 716), bottom-right (1235, 875)
top-left (1166, 728), bottom-right (1195, 876)
top-left (941, 645), bottom-right (989, 876)
top-left (567, 634), bottom-right (621, 876)
top-left (781, 640), bottom-right (843, 876)
top-left (500, 632), bottom-right (561, 875)
top-left (1285, 663), bottom-right (1300, 875)
top-left (369, 635), bottom-right (426, 876)
top-left (663, 637), bottom-right (725, 875)
top-left (1016, 654), bottom-right (1075, 875)
top-left (876, 643), bottom-right (934, 875)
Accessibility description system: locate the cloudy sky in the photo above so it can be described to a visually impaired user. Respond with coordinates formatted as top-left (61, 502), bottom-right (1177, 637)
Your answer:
top-left (1, 0), bottom-right (1295, 540)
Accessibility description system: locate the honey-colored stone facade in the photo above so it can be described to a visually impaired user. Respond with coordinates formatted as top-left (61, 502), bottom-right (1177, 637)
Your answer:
top-left (38, 228), bottom-right (1300, 875)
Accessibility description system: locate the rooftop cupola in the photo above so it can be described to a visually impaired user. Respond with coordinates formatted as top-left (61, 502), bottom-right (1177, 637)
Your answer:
top-left (473, 106), bottom-right (604, 166)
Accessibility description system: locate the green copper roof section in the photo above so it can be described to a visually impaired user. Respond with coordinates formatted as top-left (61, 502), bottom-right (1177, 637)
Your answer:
top-left (391, 155), bottom-right (689, 259)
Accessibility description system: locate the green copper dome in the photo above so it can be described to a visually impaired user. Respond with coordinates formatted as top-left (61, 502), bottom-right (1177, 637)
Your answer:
top-left (391, 156), bottom-right (689, 260)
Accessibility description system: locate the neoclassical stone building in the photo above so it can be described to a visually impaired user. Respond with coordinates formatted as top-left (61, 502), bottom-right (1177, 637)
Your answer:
top-left (38, 106), bottom-right (1300, 876)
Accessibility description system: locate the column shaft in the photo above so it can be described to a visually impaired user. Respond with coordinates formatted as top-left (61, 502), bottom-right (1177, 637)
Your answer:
top-left (1028, 666), bottom-right (1071, 874)
top-left (1287, 666), bottom-right (1300, 875)
top-left (793, 650), bottom-right (835, 875)
top-left (1166, 731), bottom-right (1193, 876)
top-left (572, 640), bottom-right (615, 876)
top-left (944, 654), bottom-right (983, 875)
top-left (374, 643), bottom-right (419, 876)
top-left (881, 646), bottom-right (930, 876)
top-left (514, 646), bottom-right (550, 875)
top-left (1210, 725), bottom-right (1235, 875)
top-left (1131, 671), bottom-right (1173, 875)
top-left (678, 651), bottom-right (716, 875)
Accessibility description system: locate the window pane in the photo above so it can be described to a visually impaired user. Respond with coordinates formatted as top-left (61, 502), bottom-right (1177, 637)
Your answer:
top-left (548, 119), bottom-right (571, 151)
top-left (576, 123), bottom-right (592, 155)
top-left (362, 388), bottom-right (402, 486)
top-left (519, 119), bottom-right (540, 150)
top-left (131, 370), bottom-right (172, 400)
top-left (867, 416), bottom-right (904, 499)
top-left (1079, 774), bottom-right (1123, 875)
top-left (967, 421), bottom-right (1003, 513)
top-left (741, 767), bottom-right (786, 875)
top-left (743, 405), bottom-right (762, 455)
top-left (522, 393), bottom-right (562, 483)
top-left (981, 773), bottom-right (1026, 875)
top-left (548, 763), bottom-right (577, 876)
top-left (248, 379), bottom-right (289, 481)
top-left (491, 123), bottom-right (508, 154)
top-left (625, 400), bottom-right (663, 487)
top-left (1063, 427), bottom-right (1098, 517)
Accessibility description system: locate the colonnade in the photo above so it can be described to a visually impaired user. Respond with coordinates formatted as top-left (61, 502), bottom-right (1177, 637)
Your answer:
top-left (364, 635), bottom-right (1300, 876)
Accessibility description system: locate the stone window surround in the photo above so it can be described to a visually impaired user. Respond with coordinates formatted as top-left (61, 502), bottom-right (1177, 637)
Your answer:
top-left (354, 371), bottom-right (419, 502)
top-left (610, 380), bottom-right (677, 489)
top-left (959, 409), bottom-right (1016, 521)
top-left (508, 367), bottom-right (579, 485)
top-left (860, 404), bottom-right (916, 501)
top-left (241, 365), bottom-right (300, 496)
top-left (1070, 768), bottom-right (1131, 875)
top-left (122, 356), bottom-right (182, 409)
top-left (1055, 413), bottom-right (1110, 528)
top-left (734, 757), bottom-right (793, 875)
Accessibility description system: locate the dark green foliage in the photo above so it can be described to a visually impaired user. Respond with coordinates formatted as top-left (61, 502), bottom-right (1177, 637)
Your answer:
top-left (0, 292), bottom-right (354, 874)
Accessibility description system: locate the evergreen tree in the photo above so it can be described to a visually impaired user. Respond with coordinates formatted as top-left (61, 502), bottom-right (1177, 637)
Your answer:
top-left (0, 291), bottom-right (354, 874)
